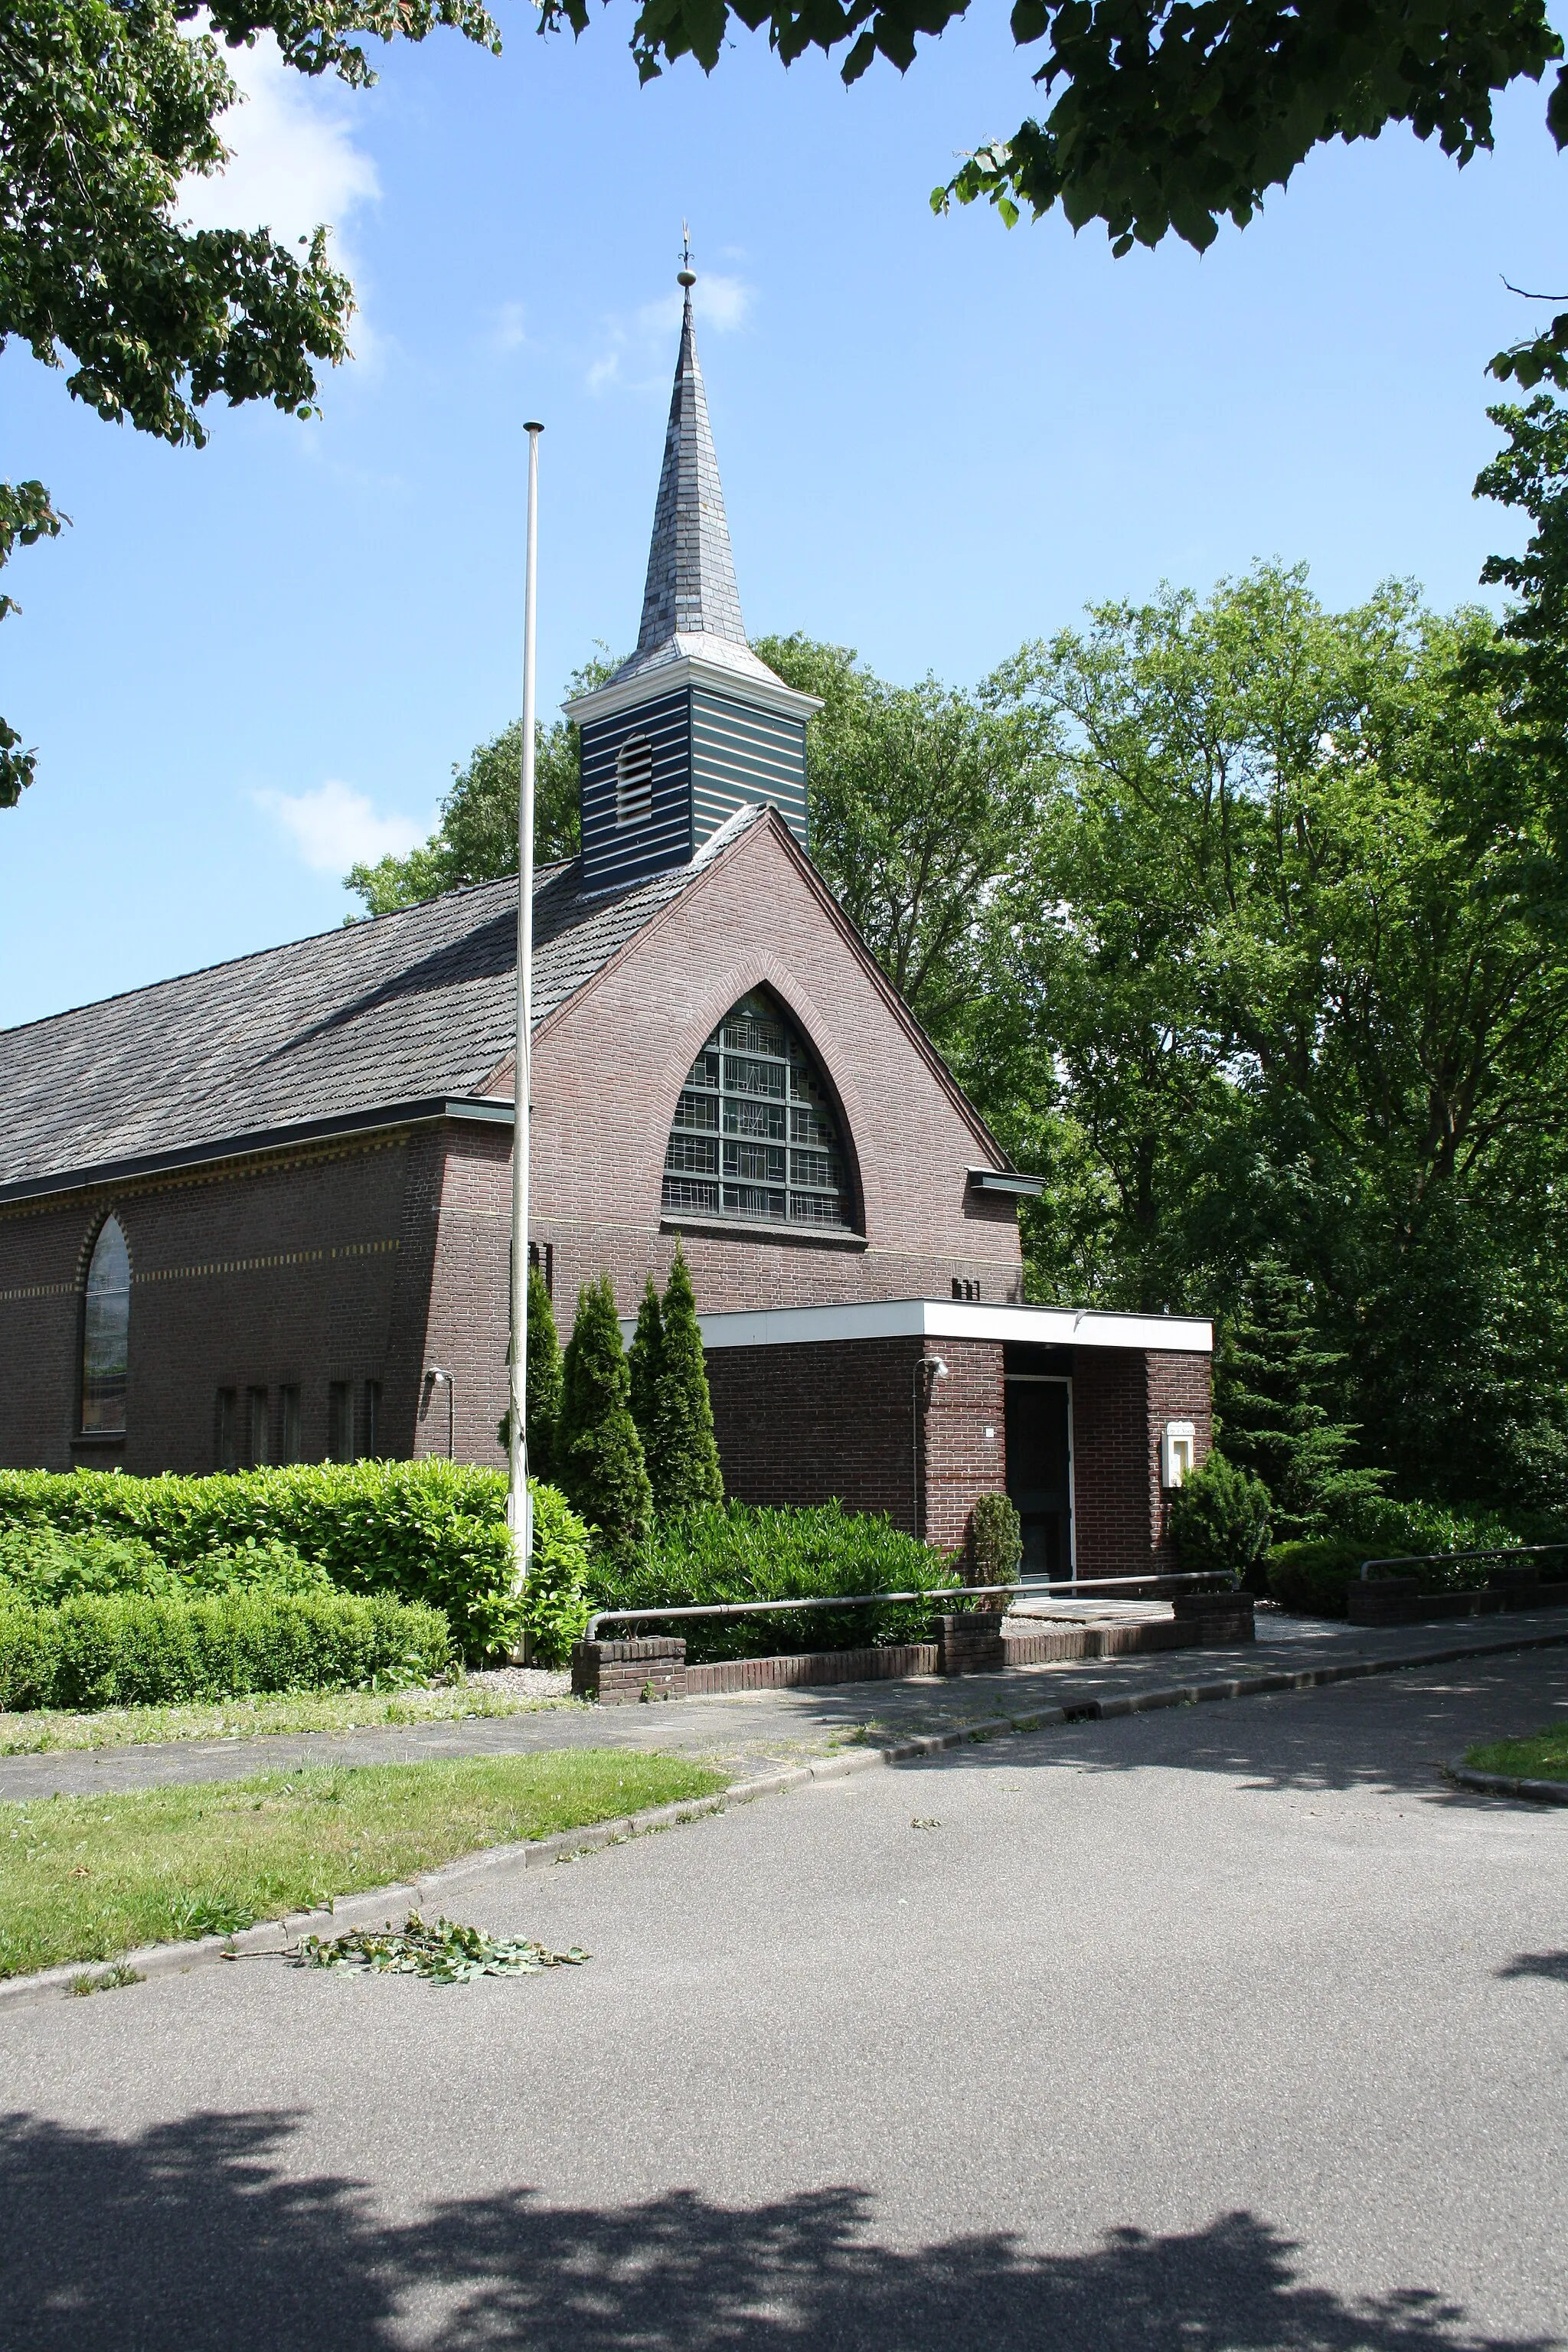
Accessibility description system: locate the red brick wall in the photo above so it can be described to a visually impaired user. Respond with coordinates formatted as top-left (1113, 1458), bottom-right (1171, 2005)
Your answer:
top-left (1147, 1348), bottom-right (1215, 1558)
top-left (0, 1132), bottom-right (438, 1473)
top-left (704, 1337), bottom-right (925, 1529)
top-left (525, 817), bottom-right (1024, 1329)
top-left (921, 1338), bottom-right (1008, 1552)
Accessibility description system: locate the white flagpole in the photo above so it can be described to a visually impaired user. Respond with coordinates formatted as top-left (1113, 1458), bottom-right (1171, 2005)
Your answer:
top-left (508, 420), bottom-right (543, 1597)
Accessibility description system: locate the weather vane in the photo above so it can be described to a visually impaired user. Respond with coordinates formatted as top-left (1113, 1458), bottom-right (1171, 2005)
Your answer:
top-left (678, 221), bottom-right (694, 289)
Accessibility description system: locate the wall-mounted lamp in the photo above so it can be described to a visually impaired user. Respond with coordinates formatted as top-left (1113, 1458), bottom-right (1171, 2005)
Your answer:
top-left (424, 1367), bottom-right (456, 1462)
top-left (1161, 1419), bottom-right (1195, 1488)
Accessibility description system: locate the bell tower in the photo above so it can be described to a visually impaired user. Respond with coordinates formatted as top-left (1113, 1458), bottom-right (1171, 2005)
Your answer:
top-left (564, 257), bottom-right (821, 893)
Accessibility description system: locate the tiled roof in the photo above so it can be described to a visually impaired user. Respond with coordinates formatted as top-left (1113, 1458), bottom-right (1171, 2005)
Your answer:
top-left (0, 808), bottom-right (763, 1192)
top-left (612, 289), bottom-right (786, 698)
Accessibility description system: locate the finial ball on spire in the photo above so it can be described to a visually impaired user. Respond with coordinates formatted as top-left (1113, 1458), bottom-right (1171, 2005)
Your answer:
top-left (678, 220), bottom-right (694, 288)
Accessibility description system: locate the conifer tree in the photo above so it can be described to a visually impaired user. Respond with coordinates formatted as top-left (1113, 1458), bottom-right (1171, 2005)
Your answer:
top-left (1215, 1258), bottom-right (1381, 1540)
top-left (650, 1243), bottom-right (724, 1515)
top-left (627, 1276), bottom-right (664, 1462)
top-left (525, 1262), bottom-right (563, 1483)
top-left (555, 1275), bottom-right (652, 1565)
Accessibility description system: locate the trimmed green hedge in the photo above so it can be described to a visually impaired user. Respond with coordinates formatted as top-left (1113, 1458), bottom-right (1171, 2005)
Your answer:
top-left (1266, 1540), bottom-right (1374, 1618)
top-left (593, 1502), bottom-right (959, 1664)
top-left (0, 1465), bottom-right (588, 1660)
top-left (0, 1590), bottom-right (450, 1713)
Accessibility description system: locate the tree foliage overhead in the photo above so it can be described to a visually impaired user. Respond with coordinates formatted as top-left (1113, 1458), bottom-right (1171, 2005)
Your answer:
top-left (537, 0), bottom-right (1563, 256)
top-left (0, 0), bottom-right (500, 804)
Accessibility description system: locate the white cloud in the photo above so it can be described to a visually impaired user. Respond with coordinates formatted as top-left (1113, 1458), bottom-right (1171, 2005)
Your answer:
top-left (178, 31), bottom-right (379, 248)
top-left (489, 302), bottom-right (528, 354)
top-left (587, 272), bottom-right (755, 394)
top-left (255, 780), bottom-right (430, 874)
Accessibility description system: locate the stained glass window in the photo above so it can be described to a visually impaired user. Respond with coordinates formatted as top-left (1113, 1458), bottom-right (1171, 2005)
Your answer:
top-left (80, 1215), bottom-right (129, 1433)
top-left (662, 992), bottom-right (853, 1229)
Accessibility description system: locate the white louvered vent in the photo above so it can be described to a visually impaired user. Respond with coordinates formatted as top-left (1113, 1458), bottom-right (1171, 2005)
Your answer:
top-left (615, 736), bottom-right (654, 828)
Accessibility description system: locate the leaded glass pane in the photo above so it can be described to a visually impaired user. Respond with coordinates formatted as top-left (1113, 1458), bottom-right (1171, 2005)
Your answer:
top-left (724, 1054), bottom-right (786, 1099)
top-left (723, 1183), bottom-right (786, 1220)
top-left (663, 1175), bottom-right (720, 1213)
top-left (724, 1141), bottom-right (786, 1183)
top-left (724, 1097), bottom-right (787, 1138)
top-left (674, 1089), bottom-right (720, 1132)
top-left (663, 992), bottom-right (853, 1230)
top-left (81, 1215), bottom-right (129, 1433)
top-left (790, 1191), bottom-right (848, 1227)
top-left (789, 1148), bottom-right (838, 1189)
top-left (667, 1134), bottom-right (719, 1175)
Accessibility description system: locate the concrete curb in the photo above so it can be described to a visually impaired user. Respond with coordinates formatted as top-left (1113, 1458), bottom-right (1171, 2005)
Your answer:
top-left (6, 1620), bottom-right (1564, 2011)
top-left (1446, 1763), bottom-right (1568, 1805)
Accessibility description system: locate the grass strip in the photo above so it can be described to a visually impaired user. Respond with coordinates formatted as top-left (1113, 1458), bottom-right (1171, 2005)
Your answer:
top-left (1464, 1725), bottom-right (1568, 1782)
top-left (0, 1749), bottom-right (727, 1978)
top-left (0, 1683), bottom-right (570, 1756)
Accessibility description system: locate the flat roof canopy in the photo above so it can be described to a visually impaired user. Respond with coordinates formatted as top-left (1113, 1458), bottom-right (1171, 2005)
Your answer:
top-left (619, 1297), bottom-right (1213, 1355)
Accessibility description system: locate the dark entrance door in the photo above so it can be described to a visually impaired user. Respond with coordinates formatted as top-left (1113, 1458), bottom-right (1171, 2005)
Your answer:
top-left (1004, 1377), bottom-right (1073, 1579)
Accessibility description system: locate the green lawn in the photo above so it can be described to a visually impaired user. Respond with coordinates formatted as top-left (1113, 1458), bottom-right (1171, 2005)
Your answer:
top-left (0, 1749), bottom-right (727, 1978)
top-left (0, 1683), bottom-right (572, 1756)
top-left (1464, 1726), bottom-right (1568, 1782)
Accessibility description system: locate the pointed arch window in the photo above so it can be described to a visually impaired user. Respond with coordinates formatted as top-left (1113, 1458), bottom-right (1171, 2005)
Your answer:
top-left (81, 1214), bottom-right (130, 1434)
top-left (663, 992), bottom-right (854, 1229)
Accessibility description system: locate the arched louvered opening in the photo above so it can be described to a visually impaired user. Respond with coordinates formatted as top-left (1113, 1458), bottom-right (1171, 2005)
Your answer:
top-left (615, 735), bottom-right (653, 827)
top-left (80, 1214), bottom-right (130, 1434)
top-left (663, 991), bottom-right (855, 1230)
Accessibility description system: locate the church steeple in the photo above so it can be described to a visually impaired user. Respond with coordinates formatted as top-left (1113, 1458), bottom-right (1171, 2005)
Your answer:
top-left (626, 283), bottom-right (749, 667)
top-left (566, 253), bottom-right (821, 893)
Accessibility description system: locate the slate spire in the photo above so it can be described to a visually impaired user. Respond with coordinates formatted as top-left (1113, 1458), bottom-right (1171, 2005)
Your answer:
top-left (634, 283), bottom-right (748, 656)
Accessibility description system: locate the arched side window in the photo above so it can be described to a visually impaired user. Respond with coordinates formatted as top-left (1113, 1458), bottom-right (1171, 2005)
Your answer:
top-left (663, 992), bottom-right (854, 1230)
top-left (615, 736), bottom-right (653, 828)
top-left (81, 1214), bottom-right (130, 1434)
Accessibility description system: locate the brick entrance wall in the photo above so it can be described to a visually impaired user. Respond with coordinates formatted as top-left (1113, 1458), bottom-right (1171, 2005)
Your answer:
top-left (705, 1332), bottom-right (1212, 1576)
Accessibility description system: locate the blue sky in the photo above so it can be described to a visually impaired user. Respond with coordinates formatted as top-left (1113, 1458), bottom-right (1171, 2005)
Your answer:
top-left (2, 11), bottom-right (1566, 1027)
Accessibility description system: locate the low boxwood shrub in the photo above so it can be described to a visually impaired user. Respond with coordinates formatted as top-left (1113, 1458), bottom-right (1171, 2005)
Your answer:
top-left (592, 1502), bottom-right (959, 1664)
top-left (0, 1464), bottom-right (583, 1660)
top-left (1331, 1496), bottom-right (1554, 1588)
top-left (1266, 1539), bottom-right (1378, 1618)
top-left (0, 1589), bottom-right (450, 1713)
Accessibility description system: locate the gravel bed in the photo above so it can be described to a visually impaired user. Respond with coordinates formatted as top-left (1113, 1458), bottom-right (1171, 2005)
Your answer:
top-left (462, 1664), bottom-right (574, 1700)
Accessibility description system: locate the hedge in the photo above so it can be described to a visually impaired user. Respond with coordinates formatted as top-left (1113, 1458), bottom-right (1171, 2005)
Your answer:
top-left (591, 1502), bottom-right (959, 1664)
top-left (0, 1465), bottom-right (588, 1660)
top-left (0, 1590), bottom-right (451, 1713)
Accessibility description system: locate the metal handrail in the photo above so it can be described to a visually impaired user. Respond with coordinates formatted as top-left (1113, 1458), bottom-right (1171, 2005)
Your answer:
top-left (583, 1568), bottom-right (1236, 1642)
top-left (1357, 1541), bottom-right (1568, 1582)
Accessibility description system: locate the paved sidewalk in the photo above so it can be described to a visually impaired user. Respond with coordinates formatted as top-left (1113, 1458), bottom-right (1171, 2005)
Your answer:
top-left (2, 1605), bottom-right (1564, 1802)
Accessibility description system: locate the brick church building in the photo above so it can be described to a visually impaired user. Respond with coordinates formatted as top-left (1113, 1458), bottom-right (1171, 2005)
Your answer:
top-left (0, 286), bottom-right (1211, 1575)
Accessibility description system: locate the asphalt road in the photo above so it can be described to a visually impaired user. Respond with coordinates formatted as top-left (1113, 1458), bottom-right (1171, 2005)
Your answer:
top-left (3, 1649), bottom-right (1566, 2350)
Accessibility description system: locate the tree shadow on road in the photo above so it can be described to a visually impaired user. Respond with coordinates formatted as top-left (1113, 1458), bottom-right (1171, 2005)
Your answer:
top-left (1496, 1949), bottom-right (1568, 1982)
top-left (0, 2108), bottom-right (1557, 2352)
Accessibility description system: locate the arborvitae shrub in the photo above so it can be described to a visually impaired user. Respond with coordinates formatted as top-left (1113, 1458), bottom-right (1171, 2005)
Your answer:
top-left (526, 1262), bottom-right (564, 1483)
top-left (966, 1494), bottom-right (1023, 1605)
top-left (650, 1244), bottom-right (724, 1516)
top-left (1216, 1259), bottom-right (1383, 1539)
top-left (1168, 1451), bottom-right (1272, 1584)
top-left (556, 1276), bottom-right (652, 1567)
top-left (627, 1276), bottom-right (664, 1462)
